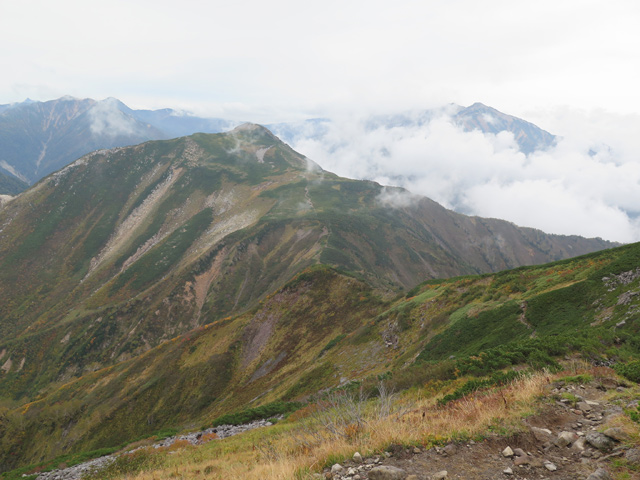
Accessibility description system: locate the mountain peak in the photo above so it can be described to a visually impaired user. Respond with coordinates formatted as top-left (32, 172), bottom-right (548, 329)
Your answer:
top-left (231, 122), bottom-right (273, 134)
top-left (455, 103), bottom-right (556, 154)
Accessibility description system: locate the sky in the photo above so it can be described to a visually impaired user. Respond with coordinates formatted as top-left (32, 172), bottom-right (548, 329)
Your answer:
top-left (1, 0), bottom-right (640, 242)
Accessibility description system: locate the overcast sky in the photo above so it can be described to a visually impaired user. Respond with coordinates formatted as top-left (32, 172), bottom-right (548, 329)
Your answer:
top-left (1, 0), bottom-right (640, 242)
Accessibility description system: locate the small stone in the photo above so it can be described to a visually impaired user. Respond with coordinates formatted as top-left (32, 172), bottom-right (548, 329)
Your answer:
top-left (586, 432), bottom-right (615, 451)
top-left (503, 467), bottom-right (513, 475)
top-left (530, 427), bottom-right (554, 442)
top-left (368, 465), bottom-right (407, 480)
top-left (577, 401), bottom-right (592, 412)
top-left (625, 448), bottom-right (640, 465)
top-left (443, 444), bottom-right (457, 456)
top-left (331, 464), bottom-right (345, 476)
top-left (353, 452), bottom-right (363, 464)
top-left (544, 461), bottom-right (558, 471)
top-left (571, 437), bottom-right (587, 452)
top-left (586, 468), bottom-right (612, 480)
top-left (513, 456), bottom-right (530, 466)
top-left (603, 427), bottom-right (629, 442)
top-left (413, 447), bottom-right (421, 454)
top-left (512, 448), bottom-right (526, 457)
top-left (502, 446), bottom-right (514, 457)
top-left (347, 467), bottom-right (358, 476)
top-left (556, 431), bottom-right (578, 447)
top-left (431, 471), bottom-right (448, 480)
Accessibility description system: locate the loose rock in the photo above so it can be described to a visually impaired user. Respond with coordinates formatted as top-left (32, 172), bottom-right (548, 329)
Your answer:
top-left (502, 446), bottom-right (514, 457)
top-left (368, 465), bottom-right (407, 480)
top-left (625, 448), bottom-right (640, 465)
top-left (443, 444), bottom-right (457, 456)
top-left (603, 427), bottom-right (629, 442)
top-left (431, 471), bottom-right (448, 480)
top-left (586, 432), bottom-right (615, 451)
top-left (556, 431), bottom-right (578, 447)
top-left (586, 468), bottom-right (612, 480)
top-left (331, 464), bottom-right (345, 476)
top-left (512, 447), bottom-right (526, 457)
top-left (530, 426), bottom-right (554, 443)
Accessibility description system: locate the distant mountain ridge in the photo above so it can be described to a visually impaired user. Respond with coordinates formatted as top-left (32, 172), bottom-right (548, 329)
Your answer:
top-left (0, 97), bottom-right (556, 194)
top-left (269, 102), bottom-right (556, 155)
top-left (0, 97), bottom-right (235, 187)
top-left (455, 102), bottom-right (556, 154)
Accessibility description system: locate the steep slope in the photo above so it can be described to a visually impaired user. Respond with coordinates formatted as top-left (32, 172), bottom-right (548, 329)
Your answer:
top-left (0, 126), bottom-right (619, 470)
top-left (0, 236), bottom-right (636, 472)
top-left (0, 126), bottom-right (614, 385)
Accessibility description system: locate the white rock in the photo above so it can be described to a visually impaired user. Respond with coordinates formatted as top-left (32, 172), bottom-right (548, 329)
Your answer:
top-left (502, 446), bottom-right (514, 457)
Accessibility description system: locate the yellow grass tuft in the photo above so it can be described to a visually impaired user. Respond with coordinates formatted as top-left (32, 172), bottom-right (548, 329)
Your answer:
top-left (120, 371), bottom-right (553, 480)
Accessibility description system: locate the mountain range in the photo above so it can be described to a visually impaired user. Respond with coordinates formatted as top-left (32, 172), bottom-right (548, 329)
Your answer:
top-left (0, 97), bottom-right (555, 193)
top-left (2, 91), bottom-right (635, 480)
top-left (0, 122), bottom-right (620, 472)
top-left (0, 97), bottom-right (234, 186)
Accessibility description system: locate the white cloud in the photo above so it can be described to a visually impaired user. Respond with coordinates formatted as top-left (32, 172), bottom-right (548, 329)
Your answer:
top-left (88, 98), bottom-right (142, 138)
top-left (286, 109), bottom-right (640, 243)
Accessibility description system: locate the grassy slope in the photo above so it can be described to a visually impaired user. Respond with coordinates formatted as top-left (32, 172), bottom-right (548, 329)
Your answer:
top-left (2, 239), bottom-right (640, 471)
top-left (0, 126), bottom-right (615, 412)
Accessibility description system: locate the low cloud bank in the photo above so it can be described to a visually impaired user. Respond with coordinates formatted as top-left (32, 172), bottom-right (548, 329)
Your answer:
top-left (284, 110), bottom-right (640, 243)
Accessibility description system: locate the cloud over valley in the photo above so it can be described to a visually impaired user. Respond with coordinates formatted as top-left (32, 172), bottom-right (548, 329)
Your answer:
top-left (280, 108), bottom-right (640, 243)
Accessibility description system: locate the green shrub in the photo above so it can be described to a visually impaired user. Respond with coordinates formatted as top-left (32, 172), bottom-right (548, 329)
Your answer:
top-left (318, 334), bottom-right (346, 357)
top-left (207, 401), bottom-right (303, 428)
top-left (438, 370), bottom-right (524, 406)
top-left (616, 360), bottom-right (640, 383)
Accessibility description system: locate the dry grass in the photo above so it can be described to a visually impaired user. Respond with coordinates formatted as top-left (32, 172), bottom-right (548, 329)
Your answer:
top-left (121, 371), bottom-right (551, 480)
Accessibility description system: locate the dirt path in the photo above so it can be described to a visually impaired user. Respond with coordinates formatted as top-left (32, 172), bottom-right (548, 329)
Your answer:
top-left (323, 379), bottom-right (637, 480)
